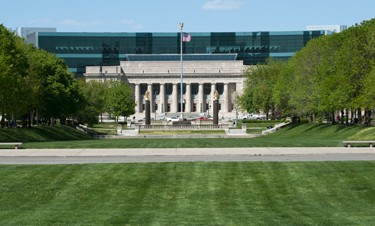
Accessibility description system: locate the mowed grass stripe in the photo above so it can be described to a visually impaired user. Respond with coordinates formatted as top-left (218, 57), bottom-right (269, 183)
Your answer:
top-left (0, 162), bottom-right (374, 225)
top-left (18, 124), bottom-right (375, 148)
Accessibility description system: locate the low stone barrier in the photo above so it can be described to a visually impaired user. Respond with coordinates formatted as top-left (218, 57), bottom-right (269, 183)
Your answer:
top-left (137, 124), bottom-right (228, 130)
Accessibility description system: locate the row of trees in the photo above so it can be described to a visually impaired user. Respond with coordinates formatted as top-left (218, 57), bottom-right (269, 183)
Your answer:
top-left (77, 80), bottom-right (135, 126)
top-left (0, 24), bottom-right (135, 127)
top-left (239, 18), bottom-right (375, 124)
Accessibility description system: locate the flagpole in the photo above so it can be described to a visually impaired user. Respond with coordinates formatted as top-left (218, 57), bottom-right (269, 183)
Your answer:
top-left (179, 22), bottom-right (184, 120)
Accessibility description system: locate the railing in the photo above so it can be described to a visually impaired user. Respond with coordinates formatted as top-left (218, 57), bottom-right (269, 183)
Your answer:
top-left (137, 124), bottom-right (229, 130)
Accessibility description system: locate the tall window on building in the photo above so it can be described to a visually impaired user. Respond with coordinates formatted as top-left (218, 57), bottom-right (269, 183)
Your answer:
top-left (165, 84), bottom-right (173, 95)
top-left (204, 84), bottom-right (211, 95)
top-left (191, 83), bottom-right (199, 95)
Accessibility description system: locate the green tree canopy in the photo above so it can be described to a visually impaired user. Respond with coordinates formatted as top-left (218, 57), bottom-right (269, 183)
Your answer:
top-left (239, 18), bottom-right (375, 124)
top-left (105, 81), bottom-right (135, 122)
top-left (0, 24), bottom-right (29, 125)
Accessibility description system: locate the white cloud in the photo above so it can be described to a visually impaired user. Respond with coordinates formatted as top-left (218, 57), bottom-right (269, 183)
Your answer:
top-left (202, 0), bottom-right (244, 11)
top-left (60, 19), bottom-right (85, 26)
top-left (28, 18), bottom-right (52, 25)
top-left (120, 20), bottom-right (136, 25)
top-left (119, 19), bottom-right (143, 30)
top-left (59, 19), bottom-right (104, 27)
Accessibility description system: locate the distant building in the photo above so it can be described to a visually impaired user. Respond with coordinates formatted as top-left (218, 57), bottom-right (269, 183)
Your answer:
top-left (25, 28), bottom-right (328, 116)
top-left (306, 25), bottom-right (347, 34)
top-left (16, 27), bottom-right (57, 42)
top-left (30, 30), bottom-right (325, 75)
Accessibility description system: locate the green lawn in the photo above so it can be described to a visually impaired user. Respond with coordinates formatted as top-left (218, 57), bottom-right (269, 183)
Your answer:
top-left (0, 125), bottom-right (92, 142)
top-left (2, 123), bottom-right (375, 148)
top-left (20, 123), bottom-right (375, 148)
top-left (1, 162), bottom-right (374, 225)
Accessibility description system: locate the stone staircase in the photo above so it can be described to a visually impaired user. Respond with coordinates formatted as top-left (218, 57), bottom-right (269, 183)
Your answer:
top-left (261, 121), bottom-right (291, 135)
top-left (120, 129), bottom-right (139, 136)
top-left (225, 128), bottom-right (247, 135)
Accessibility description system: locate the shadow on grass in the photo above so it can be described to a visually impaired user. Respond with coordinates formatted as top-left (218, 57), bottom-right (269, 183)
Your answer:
top-left (0, 125), bottom-right (93, 142)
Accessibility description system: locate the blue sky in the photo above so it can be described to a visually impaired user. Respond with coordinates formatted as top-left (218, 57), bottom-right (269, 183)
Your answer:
top-left (1, 0), bottom-right (374, 32)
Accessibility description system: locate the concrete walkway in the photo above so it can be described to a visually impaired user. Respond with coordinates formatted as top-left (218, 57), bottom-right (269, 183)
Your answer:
top-left (0, 147), bottom-right (374, 164)
top-left (0, 147), bottom-right (374, 157)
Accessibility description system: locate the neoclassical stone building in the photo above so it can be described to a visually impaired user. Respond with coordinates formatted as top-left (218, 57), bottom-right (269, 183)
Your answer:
top-left (84, 60), bottom-right (248, 116)
top-left (26, 29), bottom-right (328, 117)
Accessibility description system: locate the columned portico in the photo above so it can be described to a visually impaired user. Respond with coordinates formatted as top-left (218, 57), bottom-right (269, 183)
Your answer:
top-left (159, 83), bottom-right (165, 114)
top-left (147, 84), bottom-right (153, 112)
top-left (198, 83), bottom-right (204, 113)
top-left (223, 83), bottom-right (229, 113)
top-left (172, 83), bottom-right (178, 113)
top-left (210, 83), bottom-right (216, 115)
top-left (134, 84), bottom-right (141, 113)
top-left (185, 83), bottom-right (191, 113)
top-left (84, 60), bottom-right (246, 117)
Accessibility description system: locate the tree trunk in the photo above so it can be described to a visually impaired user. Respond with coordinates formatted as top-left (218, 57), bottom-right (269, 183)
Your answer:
top-left (364, 109), bottom-right (371, 126)
top-left (358, 108), bottom-right (362, 124)
top-left (0, 110), bottom-right (4, 127)
top-left (36, 110), bottom-right (39, 126)
top-left (331, 111), bottom-right (335, 125)
top-left (340, 110), bottom-right (344, 124)
top-left (345, 109), bottom-right (349, 126)
top-left (309, 112), bottom-right (316, 123)
top-left (351, 109), bottom-right (355, 124)
top-left (28, 110), bottom-right (32, 127)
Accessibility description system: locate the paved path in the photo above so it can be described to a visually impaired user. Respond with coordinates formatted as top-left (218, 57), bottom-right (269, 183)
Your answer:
top-left (1, 154), bottom-right (375, 164)
top-left (0, 147), bottom-right (374, 164)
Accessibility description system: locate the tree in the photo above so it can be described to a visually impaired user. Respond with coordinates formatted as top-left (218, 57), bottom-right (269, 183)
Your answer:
top-left (27, 49), bottom-right (82, 123)
top-left (239, 18), bottom-right (375, 124)
top-left (77, 80), bottom-right (108, 126)
top-left (105, 81), bottom-right (135, 122)
top-left (0, 25), bottom-right (29, 126)
top-left (0, 24), bottom-right (86, 127)
top-left (239, 60), bottom-right (285, 119)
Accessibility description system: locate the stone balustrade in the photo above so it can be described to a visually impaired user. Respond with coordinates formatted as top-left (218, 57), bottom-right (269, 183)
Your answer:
top-left (137, 124), bottom-right (228, 130)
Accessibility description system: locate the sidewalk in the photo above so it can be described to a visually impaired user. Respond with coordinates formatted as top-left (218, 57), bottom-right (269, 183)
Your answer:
top-left (0, 147), bottom-right (374, 157)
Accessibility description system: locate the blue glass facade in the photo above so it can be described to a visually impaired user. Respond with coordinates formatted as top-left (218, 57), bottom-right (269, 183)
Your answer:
top-left (36, 31), bottom-right (325, 75)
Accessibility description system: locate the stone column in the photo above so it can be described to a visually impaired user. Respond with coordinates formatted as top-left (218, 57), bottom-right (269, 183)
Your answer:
top-left (172, 83), bottom-right (178, 113)
top-left (159, 83), bottom-right (165, 114)
top-left (186, 83), bottom-right (191, 113)
top-left (134, 84), bottom-right (140, 113)
top-left (147, 84), bottom-right (153, 112)
top-left (213, 99), bottom-right (219, 124)
top-left (223, 83), bottom-right (229, 113)
top-left (144, 90), bottom-right (151, 125)
top-left (198, 83), bottom-right (204, 113)
top-left (145, 100), bottom-right (151, 125)
top-left (210, 83), bottom-right (216, 115)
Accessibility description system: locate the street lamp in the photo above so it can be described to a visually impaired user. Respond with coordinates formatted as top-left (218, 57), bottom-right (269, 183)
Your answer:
top-left (179, 22), bottom-right (184, 120)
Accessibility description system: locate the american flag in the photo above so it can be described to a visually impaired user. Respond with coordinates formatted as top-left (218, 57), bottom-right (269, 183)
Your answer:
top-left (182, 32), bottom-right (191, 42)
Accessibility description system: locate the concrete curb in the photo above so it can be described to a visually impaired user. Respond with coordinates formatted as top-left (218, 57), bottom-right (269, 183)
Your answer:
top-left (0, 147), bottom-right (373, 157)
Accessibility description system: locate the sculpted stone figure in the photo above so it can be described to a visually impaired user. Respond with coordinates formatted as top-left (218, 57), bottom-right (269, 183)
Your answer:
top-left (214, 90), bottom-right (219, 100)
top-left (144, 90), bottom-right (150, 101)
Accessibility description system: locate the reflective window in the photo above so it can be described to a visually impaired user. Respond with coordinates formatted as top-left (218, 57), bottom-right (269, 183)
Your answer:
top-left (37, 31), bottom-right (325, 75)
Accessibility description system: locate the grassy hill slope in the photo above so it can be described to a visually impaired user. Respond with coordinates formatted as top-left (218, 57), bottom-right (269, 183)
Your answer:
top-left (258, 123), bottom-right (375, 147)
top-left (2, 123), bottom-right (375, 148)
top-left (0, 125), bottom-right (92, 142)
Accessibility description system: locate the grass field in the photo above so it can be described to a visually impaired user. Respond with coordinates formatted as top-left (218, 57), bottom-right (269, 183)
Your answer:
top-left (17, 123), bottom-right (375, 148)
top-left (2, 123), bottom-right (375, 148)
top-left (0, 125), bottom-right (92, 142)
top-left (0, 161), bottom-right (374, 225)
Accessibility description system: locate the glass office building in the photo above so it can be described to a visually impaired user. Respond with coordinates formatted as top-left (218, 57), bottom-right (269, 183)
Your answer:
top-left (34, 31), bottom-right (325, 75)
